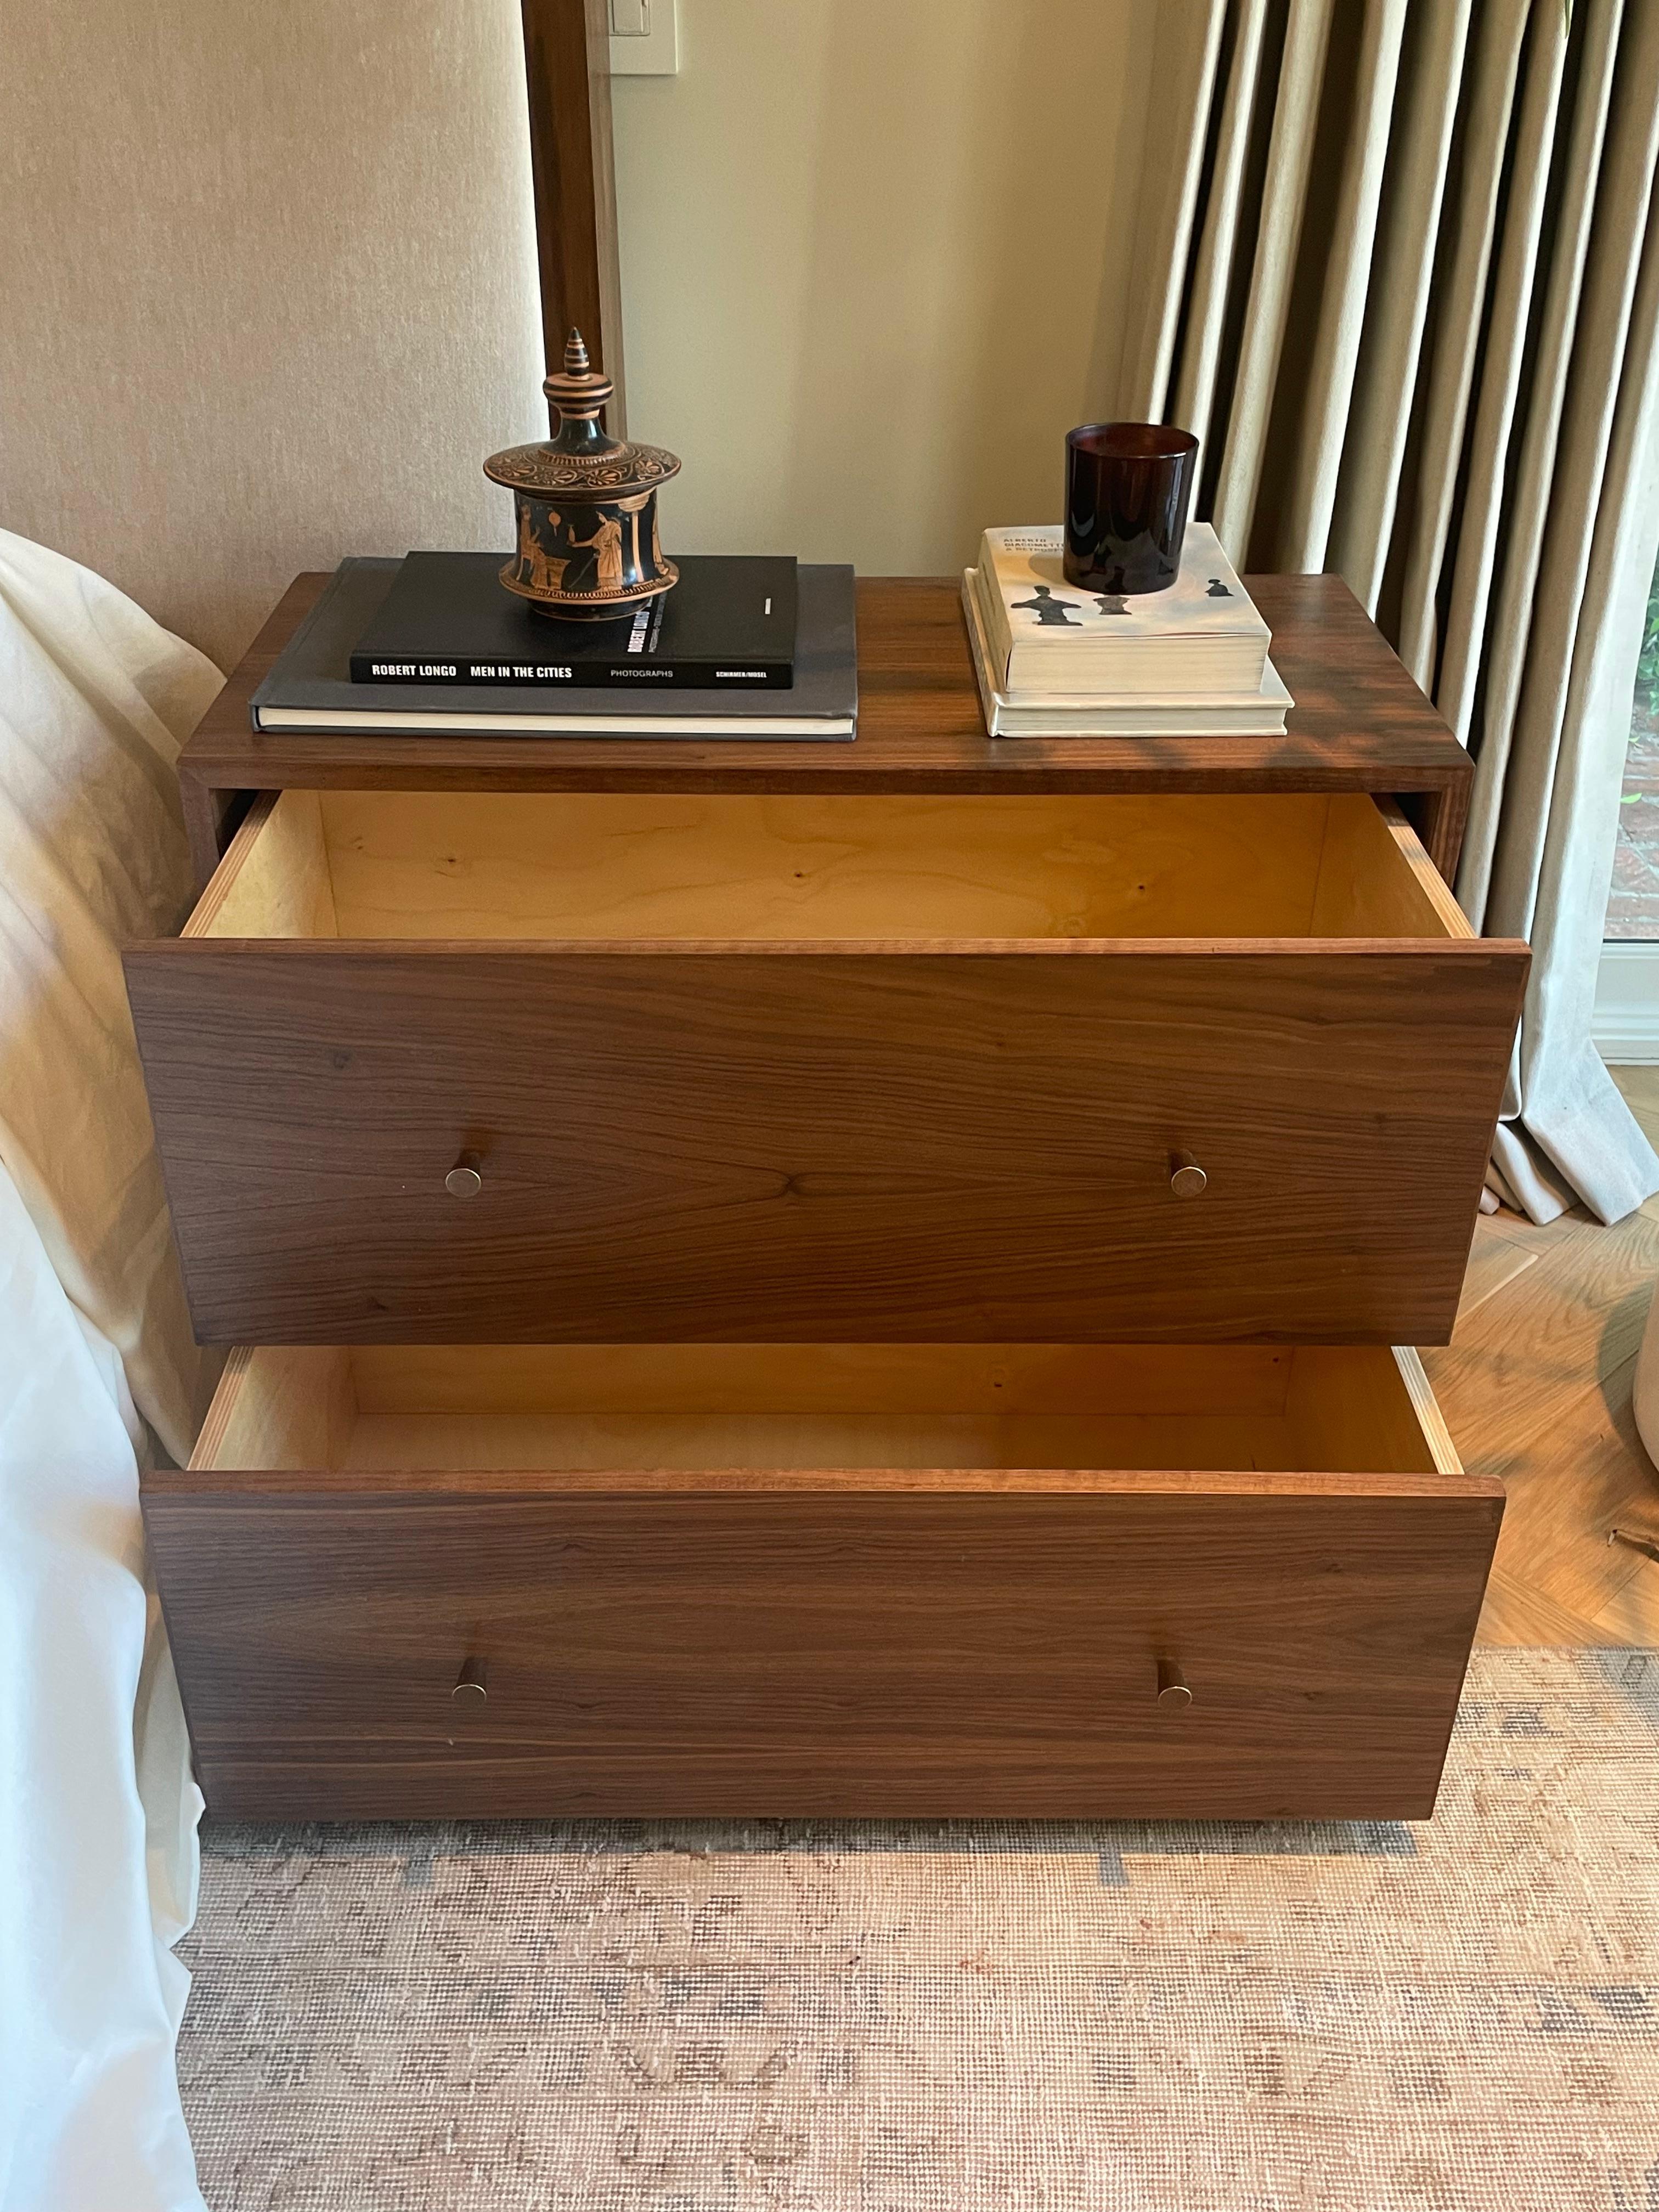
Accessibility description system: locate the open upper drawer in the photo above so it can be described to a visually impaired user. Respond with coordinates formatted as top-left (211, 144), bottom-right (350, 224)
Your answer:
top-left (125, 788), bottom-right (1527, 1345)
top-left (145, 1339), bottom-right (1502, 1822)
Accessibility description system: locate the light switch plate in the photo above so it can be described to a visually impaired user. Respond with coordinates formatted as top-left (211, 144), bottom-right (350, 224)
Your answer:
top-left (610, 0), bottom-right (679, 75)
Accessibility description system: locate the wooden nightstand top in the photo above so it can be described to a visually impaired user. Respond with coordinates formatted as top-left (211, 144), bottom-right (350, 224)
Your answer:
top-left (178, 571), bottom-right (1474, 879)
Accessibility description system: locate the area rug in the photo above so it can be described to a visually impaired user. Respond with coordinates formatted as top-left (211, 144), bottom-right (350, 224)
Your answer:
top-left (176, 1647), bottom-right (1659, 2211)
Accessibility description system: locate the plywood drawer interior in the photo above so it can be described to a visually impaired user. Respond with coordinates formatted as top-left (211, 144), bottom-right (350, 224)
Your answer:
top-left (189, 1339), bottom-right (1463, 1479)
top-left (186, 787), bottom-right (1474, 946)
top-left (146, 1341), bottom-right (1502, 1822)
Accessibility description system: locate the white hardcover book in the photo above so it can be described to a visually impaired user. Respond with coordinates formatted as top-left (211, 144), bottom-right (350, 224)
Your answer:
top-left (962, 574), bottom-right (1290, 737)
top-left (975, 521), bottom-right (1269, 698)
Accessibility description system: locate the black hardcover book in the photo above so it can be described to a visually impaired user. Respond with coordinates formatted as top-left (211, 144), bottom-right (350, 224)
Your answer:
top-left (250, 560), bottom-right (856, 738)
top-left (350, 551), bottom-right (797, 690)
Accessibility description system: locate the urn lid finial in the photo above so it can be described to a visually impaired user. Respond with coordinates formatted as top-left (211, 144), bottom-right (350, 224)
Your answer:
top-left (484, 327), bottom-right (680, 500)
top-left (540, 326), bottom-right (614, 442)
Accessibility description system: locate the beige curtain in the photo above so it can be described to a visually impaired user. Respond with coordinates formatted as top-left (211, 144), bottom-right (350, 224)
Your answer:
top-left (1126, 0), bottom-right (1659, 1224)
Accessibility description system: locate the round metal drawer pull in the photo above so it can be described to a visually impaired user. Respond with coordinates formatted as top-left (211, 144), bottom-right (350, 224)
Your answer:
top-left (1156, 1658), bottom-right (1193, 1708)
top-left (445, 1150), bottom-right (484, 1198)
top-left (1169, 1150), bottom-right (1207, 1199)
top-left (452, 1657), bottom-right (488, 1704)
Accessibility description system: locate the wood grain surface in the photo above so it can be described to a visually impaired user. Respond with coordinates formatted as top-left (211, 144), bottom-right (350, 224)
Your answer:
top-left (518, 0), bottom-right (627, 433)
top-left (1427, 1110), bottom-right (1659, 1650)
top-left (190, 785), bottom-right (1456, 946)
top-left (143, 1470), bottom-right (1502, 1821)
top-left (185, 1341), bottom-right (1451, 1481)
top-left (177, 575), bottom-right (1477, 885)
top-left (125, 939), bottom-right (1525, 1347)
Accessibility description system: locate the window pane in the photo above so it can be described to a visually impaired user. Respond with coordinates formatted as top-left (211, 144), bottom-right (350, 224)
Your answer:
top-left (1607, 545), bottom-right (1659, 941)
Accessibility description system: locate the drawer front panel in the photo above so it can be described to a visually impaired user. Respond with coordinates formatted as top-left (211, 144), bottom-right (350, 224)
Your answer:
top-left (145, 1477), bottom-right (1501, 1821)
top-left (125, 942), bottom-right (1525, 1345)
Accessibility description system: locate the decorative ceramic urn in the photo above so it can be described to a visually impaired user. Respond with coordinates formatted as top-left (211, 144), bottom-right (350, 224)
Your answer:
top-left (484, 329), bottom-right (680, 621)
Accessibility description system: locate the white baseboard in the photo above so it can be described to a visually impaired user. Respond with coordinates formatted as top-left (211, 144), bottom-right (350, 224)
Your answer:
top-left (1595, 940), bottom-right (1659, 1062)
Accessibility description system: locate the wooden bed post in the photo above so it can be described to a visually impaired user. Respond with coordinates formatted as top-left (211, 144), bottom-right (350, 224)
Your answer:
top-left (518, 0), bottom-right (627, 437)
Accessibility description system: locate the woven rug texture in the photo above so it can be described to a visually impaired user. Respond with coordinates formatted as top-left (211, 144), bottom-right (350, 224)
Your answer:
top-left (177, 1647), bottom-right (1659, 2211)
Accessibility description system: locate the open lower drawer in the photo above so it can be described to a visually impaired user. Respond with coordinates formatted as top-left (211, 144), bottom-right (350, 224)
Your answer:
top-left (145, 1340), bottom-right (1502, 1821)
top-left (125, 787), bottom-right (1527, 1347)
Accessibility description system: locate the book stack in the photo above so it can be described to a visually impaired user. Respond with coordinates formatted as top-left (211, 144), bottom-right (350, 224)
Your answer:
top-left (251, 552), bottom-right (857, 739)
top-left (962, 521), bottom-right (1290, 737)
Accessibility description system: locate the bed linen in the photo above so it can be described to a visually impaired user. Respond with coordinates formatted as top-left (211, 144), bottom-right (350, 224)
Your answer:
top-left (0, 1163), bottom-right (205, 2212)
top-left (0, 529), bottom-right (221, 2211)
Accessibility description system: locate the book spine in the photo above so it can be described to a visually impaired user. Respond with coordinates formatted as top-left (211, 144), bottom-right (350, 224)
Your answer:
top-left (970, 565), bottom-right (1014, 687)
top-left (347, 653), bottom-right (794, 690)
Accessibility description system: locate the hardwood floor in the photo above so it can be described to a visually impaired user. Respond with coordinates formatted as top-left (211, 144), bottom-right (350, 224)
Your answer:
top-left (1434, 1066), bottom-right (1659, 1645)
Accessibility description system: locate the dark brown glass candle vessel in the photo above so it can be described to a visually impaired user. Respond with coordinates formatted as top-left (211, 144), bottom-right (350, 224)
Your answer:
top-left (1064, 421), bottom-right (1199, 595)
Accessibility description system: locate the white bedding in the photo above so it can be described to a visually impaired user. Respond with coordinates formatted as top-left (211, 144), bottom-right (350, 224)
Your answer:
top-left (0, 529), bottom-right (220, 1463)
top-left (0, 1164), bottom-right (205, 2212)
top-left (0, 530), bottom-right (222, 2211)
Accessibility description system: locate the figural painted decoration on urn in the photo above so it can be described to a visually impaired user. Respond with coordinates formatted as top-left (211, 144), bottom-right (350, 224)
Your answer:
top-left (484, 329), bottom-right (681, 620)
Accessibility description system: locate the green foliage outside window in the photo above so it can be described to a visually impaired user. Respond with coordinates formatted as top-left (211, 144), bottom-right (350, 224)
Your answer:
top-left (1639, 566), bottom-right (1659, 721)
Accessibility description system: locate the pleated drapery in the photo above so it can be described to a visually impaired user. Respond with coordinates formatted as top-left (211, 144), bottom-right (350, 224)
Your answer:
top-left (1124, 0), bottom-right (1659, 1223)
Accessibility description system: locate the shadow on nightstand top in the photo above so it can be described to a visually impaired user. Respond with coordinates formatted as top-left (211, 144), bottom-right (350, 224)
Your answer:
top-left (179, 572), bottom-right (1472, 822)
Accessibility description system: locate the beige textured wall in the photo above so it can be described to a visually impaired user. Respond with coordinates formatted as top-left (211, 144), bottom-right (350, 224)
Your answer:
top-left (1, 0), bottom-right (1159, 668)
top-left (612, 0), bottom-right (1159, 575)
top-left (0, 0), bottom-right (546, 672)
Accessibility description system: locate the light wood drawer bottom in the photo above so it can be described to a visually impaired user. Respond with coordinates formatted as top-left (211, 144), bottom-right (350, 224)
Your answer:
top-left (146, 1342), bottom-right (1502, 1821)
